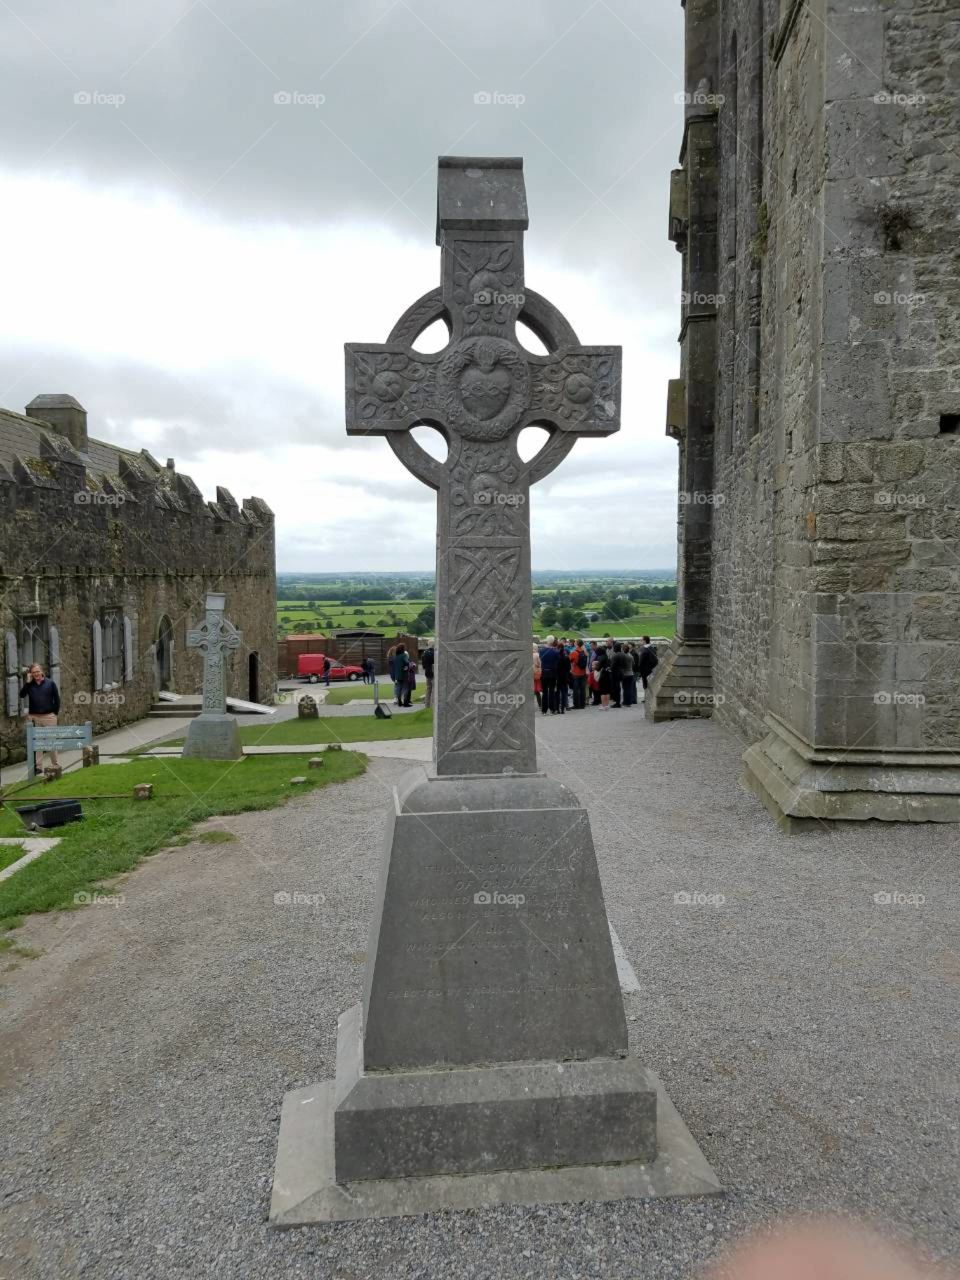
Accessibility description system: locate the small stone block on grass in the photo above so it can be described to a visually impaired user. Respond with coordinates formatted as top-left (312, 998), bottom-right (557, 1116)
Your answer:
top-left (308, 757), bottom-right (324, 769)
top-left (298, 697), bottom-right (319, 719)
top-left (82, 746), bottom-right (100, 767)
top-left (133, 783), bottom-right (153, 800)
top-left (290, 776), bottom-right (307, 785)
top-left (43, 766), bottom-right (63, 783)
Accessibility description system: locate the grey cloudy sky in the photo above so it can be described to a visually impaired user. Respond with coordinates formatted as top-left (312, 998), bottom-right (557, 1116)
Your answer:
top-left (0, 0), bottom-right (685, 570)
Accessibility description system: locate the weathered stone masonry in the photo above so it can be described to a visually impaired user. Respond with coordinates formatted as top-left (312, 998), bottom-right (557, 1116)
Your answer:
top-left (0, 394), bottom-right (276, 765)
top-left (650, 0), bottom-right (960, 825)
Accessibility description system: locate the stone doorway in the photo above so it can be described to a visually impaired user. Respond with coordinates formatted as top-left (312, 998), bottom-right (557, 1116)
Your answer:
top-left (248, 651), bottom-right (259, 704)
top-left (156, 616), bottom-right (173, 691)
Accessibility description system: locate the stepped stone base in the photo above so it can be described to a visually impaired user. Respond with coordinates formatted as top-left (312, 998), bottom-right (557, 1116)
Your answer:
top-left (269, 1007), bottom-right (721, 1225)
top-left (269, 767), bottom-right (722, 1223)
top-left (644, 637), bottom-right (714, 722)
top-left (743, 714), bottom-right (960, 830)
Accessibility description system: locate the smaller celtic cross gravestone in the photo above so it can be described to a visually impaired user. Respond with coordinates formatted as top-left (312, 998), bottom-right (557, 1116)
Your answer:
top-left (182, 592), bottom-right (243, 759)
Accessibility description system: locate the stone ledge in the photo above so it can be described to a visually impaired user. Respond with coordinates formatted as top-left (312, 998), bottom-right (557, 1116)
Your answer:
top-left (269, 1069), bottom-right (721, 1226)
top-left (743, 718), bottom-right (960, 829)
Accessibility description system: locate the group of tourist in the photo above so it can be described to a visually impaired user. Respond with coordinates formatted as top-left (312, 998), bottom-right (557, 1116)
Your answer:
top-left (533, 636), bottom-right (658, 714)
top-left (386, 643), bottom-right (435, 708)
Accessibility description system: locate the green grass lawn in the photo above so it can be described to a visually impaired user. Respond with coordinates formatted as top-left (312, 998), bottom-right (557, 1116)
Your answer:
top-left (0, 842), bottom-right (26, 872)
top-left (324, 685), bottom-right (425, 705)
top-left (160, 708), bottom-right (433, 748)
top-left (234, 709), bottom-right (432, 746)
top-left (0, 752), bottom-right (365, 934)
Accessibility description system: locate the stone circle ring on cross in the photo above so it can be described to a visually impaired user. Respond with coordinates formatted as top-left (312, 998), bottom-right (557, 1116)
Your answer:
top-left (437, 336), bottom-right (531, 441)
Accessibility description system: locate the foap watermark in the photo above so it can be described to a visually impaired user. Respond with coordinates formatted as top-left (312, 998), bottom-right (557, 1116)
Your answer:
top-left (473, 289), bottom-right (526, 307)
top-left (674, 90), bottom-right (725, 107)
top-left (473, 90), bottom-right (526, 107)
top-left (274, 90), bottom-right (325, 107)
top-left (74, 690), bottom-right (125, 707)
top-left (474, 889), bottom-right (526, 907)
top-left (874, 691), bottom-right (925, 707)
top-left (273, 890), bottom-right (325, 908)
top-left (474, 488), bottom-right (525, 507)
top-left (74, 890), bottom-right (125, 908)
top-left (873, 90), bottom-right (926, 107)
top-left (674, 890), bottom-right (726, 907)
top-left (873, 890), bottom-right (925, 907)
top-left (674, 691), bottom-right (725, 708)
top-left (874, 291), bottom-right (926, 306)
top-left (74, 90), bottom-right (125, 108)
top-left (474, 690), bottom-right (526, 708)
top-left (680, 291), bottom-right (726, 306)
top-left (679, 490), bottom-right (725, 506)
top-left (75, 491), bottom-right (126, 507)
top-left (876, 490), bottom-right (926, 508)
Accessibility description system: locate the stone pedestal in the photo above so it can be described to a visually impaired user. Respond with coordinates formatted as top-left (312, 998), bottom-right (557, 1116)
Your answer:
top-left (270, 769), bottom-right (720, 1222)
top-left (182, 712), bottom-right (242, 761)
top-left (644, 637), bottom-right (714, 722)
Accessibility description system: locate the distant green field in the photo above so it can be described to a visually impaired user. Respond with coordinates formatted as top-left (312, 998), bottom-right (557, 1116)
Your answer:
top-left (277, 599), bottom-right (429, 635)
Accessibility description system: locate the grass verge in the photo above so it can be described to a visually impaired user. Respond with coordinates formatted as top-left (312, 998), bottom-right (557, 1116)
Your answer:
top-left (0, 752), bottom-right (365, 934)
top-left (324, 685), bottom-right (424, 706)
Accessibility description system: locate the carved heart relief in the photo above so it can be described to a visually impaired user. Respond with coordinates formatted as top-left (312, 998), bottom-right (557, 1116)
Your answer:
top-left (460, 365), bottom-right (512, 420)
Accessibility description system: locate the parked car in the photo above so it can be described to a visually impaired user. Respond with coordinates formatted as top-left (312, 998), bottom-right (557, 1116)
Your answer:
top-left (297, 654), bottom-right (364, 683)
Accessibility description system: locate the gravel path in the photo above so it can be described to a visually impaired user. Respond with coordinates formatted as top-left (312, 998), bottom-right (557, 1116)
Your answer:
top-left (0, 707), bottom-right (957, 1279)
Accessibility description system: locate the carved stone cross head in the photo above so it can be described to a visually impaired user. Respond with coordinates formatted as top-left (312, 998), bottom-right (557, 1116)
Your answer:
top-left (345, 158), bottom-right (622, 778)
top-left (186, 591), bottom-right (242, 715)
top-left (345, 157), bottom-right (620, 492)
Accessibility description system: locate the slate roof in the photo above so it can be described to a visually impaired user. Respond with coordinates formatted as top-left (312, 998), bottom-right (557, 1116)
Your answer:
top-left (0, 405), bottom-right (137, 480)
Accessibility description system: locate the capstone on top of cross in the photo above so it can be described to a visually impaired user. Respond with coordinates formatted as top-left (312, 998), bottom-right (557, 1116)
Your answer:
top-left (345, 157), bottom-right (621, 465)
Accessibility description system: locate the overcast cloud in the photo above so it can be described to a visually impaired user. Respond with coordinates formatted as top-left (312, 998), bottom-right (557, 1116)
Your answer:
top-left (0, 0), bottom-right (684, 570)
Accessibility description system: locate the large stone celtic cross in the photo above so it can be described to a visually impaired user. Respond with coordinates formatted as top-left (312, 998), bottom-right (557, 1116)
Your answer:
top-left (346, 157), bottom-right (621, 776)
top-left (186, 591), bottom-right (242, 715)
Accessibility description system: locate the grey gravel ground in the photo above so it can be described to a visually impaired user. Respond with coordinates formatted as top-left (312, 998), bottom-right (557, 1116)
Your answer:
top-left (1, 705), bottom-right (958, 1279)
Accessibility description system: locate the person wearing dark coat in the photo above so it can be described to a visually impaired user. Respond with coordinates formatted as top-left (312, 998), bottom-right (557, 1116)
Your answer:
top-left (555, 641), bottom-right (571, 715)
top-left (538, 635), bottom-right (559, 714)
top-left (20, 662), bottom-right (62, 772)
top-left (393, 644), bottom-right (410, 705)
top-left (637, 636), bottom-right (659, 696)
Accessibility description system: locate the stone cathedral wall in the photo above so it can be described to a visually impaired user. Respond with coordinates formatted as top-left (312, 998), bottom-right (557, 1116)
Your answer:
top-left (705, 0), bottom-right (960, 762)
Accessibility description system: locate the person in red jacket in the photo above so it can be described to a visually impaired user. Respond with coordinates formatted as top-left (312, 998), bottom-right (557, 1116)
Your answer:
top-left (569, 640), bottom-right (588, 709)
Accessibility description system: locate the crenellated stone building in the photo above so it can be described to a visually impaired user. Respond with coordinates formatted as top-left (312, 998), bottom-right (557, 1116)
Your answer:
top-left (649, 0), bottom-right (960, 825)
top-left (0, 394), bottom-right (276, 764)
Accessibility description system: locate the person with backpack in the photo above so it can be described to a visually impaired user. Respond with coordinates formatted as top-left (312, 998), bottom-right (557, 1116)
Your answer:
top-left (637, 636), bottom-right (659, 698)
top-left (569, 639), bottom-right (588, 709)
top-left (421, 645), bottom-right (435, 708)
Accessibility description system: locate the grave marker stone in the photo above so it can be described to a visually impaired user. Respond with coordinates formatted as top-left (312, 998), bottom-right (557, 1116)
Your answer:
top-left (182, 592), bottom-right (243, 760)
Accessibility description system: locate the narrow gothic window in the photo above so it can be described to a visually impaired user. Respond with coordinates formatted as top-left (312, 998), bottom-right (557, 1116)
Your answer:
top-left (102, 608), bottom-right (124, 686)
top-left (20, 616), bottom-right (49, 669)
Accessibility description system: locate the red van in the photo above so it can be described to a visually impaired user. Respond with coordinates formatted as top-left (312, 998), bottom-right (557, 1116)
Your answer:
top-left (297, 654), bottom-right (364, 683)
